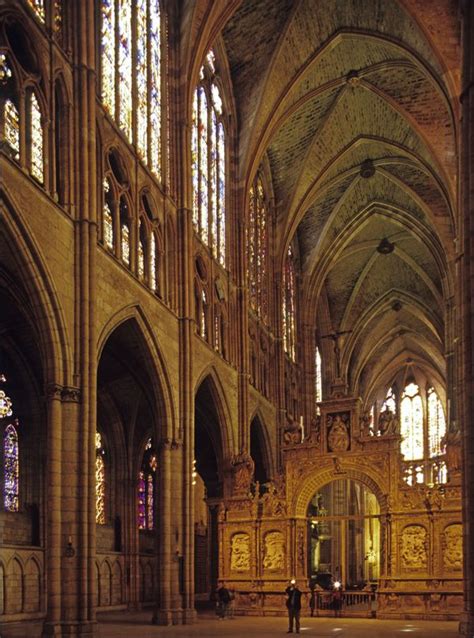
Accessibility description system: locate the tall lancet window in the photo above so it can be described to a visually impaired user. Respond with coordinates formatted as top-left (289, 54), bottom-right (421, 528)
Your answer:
top-left (29, 91), bottom-right (44, 182)
top-left (428, 387), bottom-right (446, 458)
top-left (100, 0), bottom-right (164, 180)
top-left (191, 50), bottom-right (227, 266)
top-left (0, 54), bottom-right (20, 161)
top-left (95, 432), bottom-right (106, 524)
top-left (400, 382), bottom-right (423, 461)
top-left (138, 438), bottom-right (157, 530)
top-left (315, 346), bottom-right (322, 411)
top-left (248, 173), bottom-right (269, 320)
top-left (1, 375), bottom-right (19, 512)
top-left (282, 245), bottom-right (297, 361)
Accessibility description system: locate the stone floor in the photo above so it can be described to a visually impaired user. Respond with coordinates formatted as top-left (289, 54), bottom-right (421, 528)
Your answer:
top-left (97, 611), bottom-right (460, 637)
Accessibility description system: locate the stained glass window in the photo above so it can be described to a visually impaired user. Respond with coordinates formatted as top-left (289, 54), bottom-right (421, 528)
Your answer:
top-left (95, 432), bottom-right (106, 524)
top-left (150, 234), bottom-right (157, 292)
top-left (149, 0), bottom-right (162, 179)
top-left (138, 438), bottom-right (157, 530)
top-left (400, 382), bottom-right (423, 461)
top-left (428, 388), bottom-right (446, 458)
top-left (315, 347), bottom-right (322, 409)
top-left (100, 0), bottom-right (163, 179)
top-left (101, 0), bottom-right (115, 115)
top-left (103, 179), bottom-right (114, 250)
top-left (200, 289), bottom-right (207, 339)
top-left (282, 246), bottom-right (296, 361)
top-left (28, 0), bottom-right (45, 22)
top-left (4, 100), bottom-right (20, 160)
top-left (0, 55), bottom-right (19, 161)
top-left (248, 174), bottom-right (269, 319)
top-left (30, 92), bottom-right (44, 182)
top-left (118, 0), bottom-right (132, 139)
top-left (191, 50), bottom-right (226, 266)
top-left (4, 422), bottom-right (19, 512)
top-left (120, 198), bottom-right (130, 266)
top-left (138, 223), bottom-right (146, 281)
top-left (2, 375), bottom-right (18, 512)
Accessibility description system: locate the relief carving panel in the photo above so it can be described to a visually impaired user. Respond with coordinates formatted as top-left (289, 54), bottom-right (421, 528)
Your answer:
top-left (230, 532), bottom-right (251, 572)
top-left (401, 525), bottom-right (428, 570)
top-left (262, 531), bottom-right (285, 571)
top-left (442, 523), bottom-right (462, 571)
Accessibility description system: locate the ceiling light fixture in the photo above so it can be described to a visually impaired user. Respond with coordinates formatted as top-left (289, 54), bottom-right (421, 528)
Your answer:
top-left (360, 159), bottom-right (375, 178)
top-left (377, 237), bottom-right (394, 254)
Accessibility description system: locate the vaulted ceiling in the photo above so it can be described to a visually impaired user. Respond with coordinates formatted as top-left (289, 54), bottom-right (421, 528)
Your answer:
top-left (186, 0), bottom-right (460, 404)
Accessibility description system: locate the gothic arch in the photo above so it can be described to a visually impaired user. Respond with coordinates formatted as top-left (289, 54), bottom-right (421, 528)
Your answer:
top-left (293, 466), bottom-right (388, 519)
top-left (249, 410), bottom-right (275, 481)
top-left (194, 366), bottom-right (235, 460)
top-left (97, 304), bottom-right (176, 442)
top-left (0, 188), bottom-right (71, 385)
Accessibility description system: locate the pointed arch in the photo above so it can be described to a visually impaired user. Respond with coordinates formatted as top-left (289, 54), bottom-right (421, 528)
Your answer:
top-left (97, 304), bottom-right (176, 442)
top-left (24, 556), bottom-right (41, 612)
top-left (0, 188), bottom-right (71, 384)
top-left (249, 411), bottom-right (274, 484)
top-left (194, 368), bottom-right (235, 498)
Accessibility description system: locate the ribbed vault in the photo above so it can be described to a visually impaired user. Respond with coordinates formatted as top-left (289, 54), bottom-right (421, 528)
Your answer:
top-left (218, 0), bottom-right (459, 403)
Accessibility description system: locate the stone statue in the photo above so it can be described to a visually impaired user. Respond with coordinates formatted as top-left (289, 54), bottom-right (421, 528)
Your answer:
top-left (327, 414), bottom-right (349, 452)
top-left (378, 407), bottom-right (398, 435)
top-left (283, 423), bottom-right (302, 445)
top-left (231, 450), bottom-right (254, 494)
top-left (262, 479), bottom-right (286, 516)
top-left (361, 411), bottom-right (372, 436)
top-left (441, 421), bottom-right (462, 474)
top-left (230, 532), bottom-right (251, 571)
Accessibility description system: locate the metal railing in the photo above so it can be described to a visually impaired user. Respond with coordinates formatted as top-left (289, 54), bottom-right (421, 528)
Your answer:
top-left (311, 590), bottom-right (376, 617)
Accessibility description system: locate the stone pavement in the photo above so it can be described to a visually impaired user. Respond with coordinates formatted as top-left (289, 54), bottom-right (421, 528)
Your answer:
top-left (97, 611), bottom-right (460, 637)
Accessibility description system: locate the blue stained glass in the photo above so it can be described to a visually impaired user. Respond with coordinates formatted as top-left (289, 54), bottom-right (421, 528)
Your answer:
top-left (4, 422), bottom-right (19, 512)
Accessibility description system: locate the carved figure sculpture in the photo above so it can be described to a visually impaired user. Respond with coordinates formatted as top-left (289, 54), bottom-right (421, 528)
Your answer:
top-left (442, 524), bottom-right (463, 570)
top-left (401, 525), bottom-right (427, 569)
top-left (378, 408), bottom-right (398, 435)
top-left (261, 480), bottom-right (287, 516)
top-left (327, 414), bottom-right (349, 452)
top-left (230, 532), bottom-right (251, 571)
top-left (231, 451), bottom-right (254, 494)
top-left (283, 422), bottom-right (302, 445)
top-left (262, 531), bottom-right (285, 571)
top-left (441, 422), bottom-right (462, 474)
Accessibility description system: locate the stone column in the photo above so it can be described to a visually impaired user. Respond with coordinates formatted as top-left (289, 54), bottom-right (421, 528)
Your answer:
top-left (152, 438), bottom-right (174, 625)
top-left (460, 1), bottom-right (474, 634)
top-left (42, 384), bottom-right (63, 635)
top-left (234, 178), bottom-right (250, 453)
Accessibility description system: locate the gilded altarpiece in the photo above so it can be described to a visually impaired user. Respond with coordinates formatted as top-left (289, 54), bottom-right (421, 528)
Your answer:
top-left (218, 396), bottom-right (462, 619)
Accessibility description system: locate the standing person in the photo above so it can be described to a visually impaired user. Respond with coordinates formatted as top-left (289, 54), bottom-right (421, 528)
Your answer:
top-left (332, 582), bottom-right (343, 617)
top-left (285, 579), bottom-right (302, 634)
top-left (216, 581), bottom-right (231, 619)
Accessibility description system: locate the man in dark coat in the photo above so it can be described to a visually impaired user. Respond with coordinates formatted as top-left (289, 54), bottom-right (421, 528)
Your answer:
top-left (285, 579), bottom-right (302, 633)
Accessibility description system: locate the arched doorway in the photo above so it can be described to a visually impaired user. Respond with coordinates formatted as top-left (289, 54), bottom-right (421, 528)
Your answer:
top-left (194, 377), bottom-right (224, 604)
top-left (307, 478), bottom-right (380, 591)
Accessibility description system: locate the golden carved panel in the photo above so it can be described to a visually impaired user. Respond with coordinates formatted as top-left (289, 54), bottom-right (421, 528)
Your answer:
top-left (442, 523), bottom-right (462, 571)
top-left (400, 525), bottom-right (427, 570)
top-left (262, 531), bottom-right (285, 572)
top-left (230, 532), bottom-right (251, 572)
